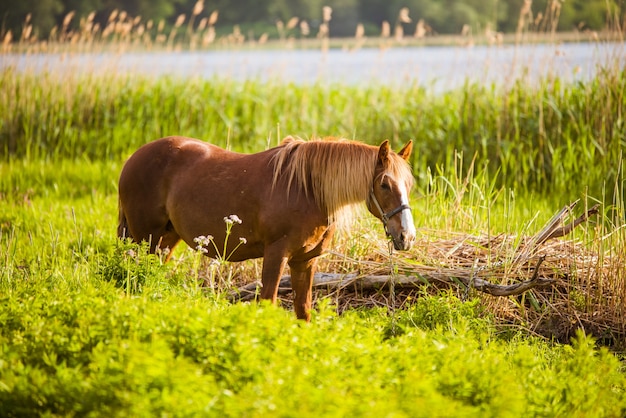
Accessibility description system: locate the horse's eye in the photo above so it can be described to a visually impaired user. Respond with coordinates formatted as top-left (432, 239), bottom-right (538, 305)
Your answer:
top-left (381, 182), bottom-right (391, 191)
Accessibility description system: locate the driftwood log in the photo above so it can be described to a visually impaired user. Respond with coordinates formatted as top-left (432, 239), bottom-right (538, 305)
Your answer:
top-left (231, 201), bottom-right (599, 302)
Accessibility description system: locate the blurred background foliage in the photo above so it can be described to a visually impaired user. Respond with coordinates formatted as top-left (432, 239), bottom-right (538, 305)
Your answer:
top-left (0, 0), bottom-right (622, 41)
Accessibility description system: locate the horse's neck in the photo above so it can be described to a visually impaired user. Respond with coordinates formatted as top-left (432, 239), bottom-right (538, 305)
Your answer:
top-left (272, 140), bottom-right (376, 223)
top-left (312, 144), bottom-right (376, 221)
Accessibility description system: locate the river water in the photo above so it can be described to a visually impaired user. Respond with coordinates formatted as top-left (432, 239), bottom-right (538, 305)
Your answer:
top-left (2, 41), bottom-right (624, 90)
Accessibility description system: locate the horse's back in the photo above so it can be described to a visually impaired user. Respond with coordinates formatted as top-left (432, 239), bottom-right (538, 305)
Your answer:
top-left (118, 136), bottom-right (278, 252)
top-left (122, 136), bottom-right (210, 172)
top-left (120, 136), bottom-right (226, 190)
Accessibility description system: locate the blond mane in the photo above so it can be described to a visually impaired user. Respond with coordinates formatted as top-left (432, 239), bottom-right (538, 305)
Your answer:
top-left (271, 137), bottom-right (414, 227)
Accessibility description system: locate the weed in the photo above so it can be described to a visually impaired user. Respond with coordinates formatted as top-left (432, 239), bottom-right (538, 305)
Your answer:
top-left (98, 239), bottom-right (165, 294)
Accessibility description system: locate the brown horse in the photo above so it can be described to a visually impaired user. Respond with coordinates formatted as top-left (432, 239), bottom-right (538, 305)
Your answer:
top-left (118, 136), bottom-right (416, 320)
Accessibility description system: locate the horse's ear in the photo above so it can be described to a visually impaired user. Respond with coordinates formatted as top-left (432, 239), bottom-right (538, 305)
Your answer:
top-left (397, 140), bottom-right (413, 161)
top-left (378, 140), bottom-right (391, 166)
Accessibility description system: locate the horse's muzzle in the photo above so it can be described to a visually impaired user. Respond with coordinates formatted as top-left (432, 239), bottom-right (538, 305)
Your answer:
top-left (391, 231), bottom-right (414, 251)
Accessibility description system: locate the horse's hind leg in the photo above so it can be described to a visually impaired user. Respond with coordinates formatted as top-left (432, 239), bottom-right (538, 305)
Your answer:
top-left (117, 203), bottom-right (131, 240)
top-left (149, 222), bottom-right (181, 261)
top-left (118, 204), bottom-right (181, 261)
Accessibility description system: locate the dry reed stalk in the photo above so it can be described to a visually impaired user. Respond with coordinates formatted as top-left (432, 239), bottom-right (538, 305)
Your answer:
top-left (516, 0), bottom-right (533, 43)
top-left (381, 21), bottom-right (390, 38)
top-left (300, 21), bottom-right (310, 37)
top-left (394, 7), bottom-right (411, 42)
top-left (62, 11), bottom-right (75, 28)
top-left (192, 0), bottom-right (204, 16)
top-left (208, 10), bottom-right (218, 26)
top-left (548, 0), bottom-right (562, 36)
top-left (188, 0), bottom-right (204, 48)
top-left (202, 27), bottom-right (216, 47)
top-left (197, 18), bottom-right (207, 32)
top-left (276, 20), bottom-right (285, 40)
top-left (2, 31), bottom-right (12, 53)
top-left (398, 7), bottom-right (411, 24)
top-left (485, 24), bottom-right (504, 46)
top-left (317, 6), bottom-right (332, 52)
top-left (166, 14), bottom-right (186, 49)
top-left (394, 26), bottom-right (404, 42)
top-left (355, 23), bottom-right (364, 39)
top-left (415, 19), bottom-right (426, 38)
top-left (257, 33), bottom-right (268, 45)
top-left (460, 24), bottom-right (474, 47)
top-left (21, 25), bottom-right (32, 43)
top-left (60, 11), bottom-right (76, 43)
top-left (322, 6), bottom-right (332, 23)
top-left (286, 17), bottom-right (299, 30)
top-left (349, 23), bottom-right (366, 51)
top-left (317, 23), bottom-right (328, 38)
top-left (231, 25), bottom-right (244, 44)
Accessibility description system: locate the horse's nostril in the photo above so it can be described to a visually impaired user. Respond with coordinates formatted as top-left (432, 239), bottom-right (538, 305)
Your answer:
top-left (396, 231), bottom-right (415, 251)
top-left (393, 236), bottom-right (412, 251)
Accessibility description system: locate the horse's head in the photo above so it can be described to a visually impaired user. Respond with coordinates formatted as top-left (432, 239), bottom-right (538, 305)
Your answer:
top-left (367, 140), bottom-right (416, 251)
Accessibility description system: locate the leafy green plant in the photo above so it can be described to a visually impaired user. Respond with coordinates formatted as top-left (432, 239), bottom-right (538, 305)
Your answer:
top-left (98, 239), bottom-right (166, 294)
top-left (1, 288), bottom-right (624, 417)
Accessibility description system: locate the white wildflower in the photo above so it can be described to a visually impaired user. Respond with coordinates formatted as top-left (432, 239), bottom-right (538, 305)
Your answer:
top-left (224, 214), bottom-right (243, 225)
top-left (193, 235), bottom-right (213, 252)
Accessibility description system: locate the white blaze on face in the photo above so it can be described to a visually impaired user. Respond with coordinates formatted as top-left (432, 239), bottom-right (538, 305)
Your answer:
top-left (399, 184), bottom-right (416, 240)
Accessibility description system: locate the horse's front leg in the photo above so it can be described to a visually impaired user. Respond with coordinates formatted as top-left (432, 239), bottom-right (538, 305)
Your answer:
top-left (259, 244), bottom-right (288, 304)
top-left (288, 224), bottom-right (335, 321)
top-left (288, 257), bottom-right (318, 321)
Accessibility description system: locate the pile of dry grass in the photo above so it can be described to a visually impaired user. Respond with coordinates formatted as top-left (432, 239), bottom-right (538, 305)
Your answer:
top-left (232, 202), bottom-right (626, 349)
top-left (322, 229), bottom-right (623, 348)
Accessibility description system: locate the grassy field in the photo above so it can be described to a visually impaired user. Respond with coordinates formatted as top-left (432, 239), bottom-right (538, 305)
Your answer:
top-left (1, 56), bottom-right (626, 415)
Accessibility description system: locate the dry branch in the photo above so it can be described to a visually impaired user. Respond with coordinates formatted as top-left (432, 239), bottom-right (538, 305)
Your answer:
top-left (233, 255), bottom-right (551, 301)
top-left (522, 201), bottom-right (599, 251)
top-left (231, 201), bottom-right (599, 302)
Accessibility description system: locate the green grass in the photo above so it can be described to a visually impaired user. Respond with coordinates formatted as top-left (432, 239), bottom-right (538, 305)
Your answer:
top-left (1, 63), bottom-right (626, 416)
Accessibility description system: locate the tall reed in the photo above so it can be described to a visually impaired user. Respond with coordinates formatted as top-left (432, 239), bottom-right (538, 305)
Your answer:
top-left (1, 67), bottom-right (624, 207)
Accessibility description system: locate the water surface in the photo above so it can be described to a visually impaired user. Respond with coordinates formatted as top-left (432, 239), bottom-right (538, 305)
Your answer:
top-left (2, 42), bottom-right (624, 90)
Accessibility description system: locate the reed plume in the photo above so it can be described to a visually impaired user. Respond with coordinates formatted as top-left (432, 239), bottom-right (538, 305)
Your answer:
top-left (2, 31), bottom-right (12, 52)
top-left (381, 21), bottom-right (390, 37)
top-left (300, 21), bottom-right (310, 37)
top-left (189, 0), bottom-right (204, 46)
top-left (516, 0), bottom-right (533, 43)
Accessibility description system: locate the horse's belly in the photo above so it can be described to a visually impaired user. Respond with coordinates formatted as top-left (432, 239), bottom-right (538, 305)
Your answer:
top-left (165, 170), bottom-right (269, 261)
top-left (168, 203), bottom-right (266, 261)
top-left (208, 242), bottom-right (265, 262)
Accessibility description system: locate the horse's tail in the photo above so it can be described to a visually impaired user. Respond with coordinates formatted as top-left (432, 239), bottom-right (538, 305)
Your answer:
top-left (117, 198), bottom-right (130, 240)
